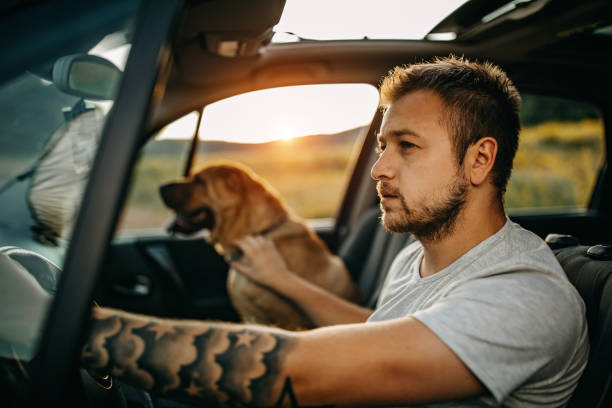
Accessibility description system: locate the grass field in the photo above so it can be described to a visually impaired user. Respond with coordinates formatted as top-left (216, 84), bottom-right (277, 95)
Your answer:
top-left (116, 119), bottom-right (605, 232)
top-left (506, 119), bottom-right (604, 210)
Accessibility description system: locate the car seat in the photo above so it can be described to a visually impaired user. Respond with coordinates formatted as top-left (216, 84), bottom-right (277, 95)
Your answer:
top-left (551, 243), bottom-right (612, 408)
top-left (338, 206), bottom-right (414, 307)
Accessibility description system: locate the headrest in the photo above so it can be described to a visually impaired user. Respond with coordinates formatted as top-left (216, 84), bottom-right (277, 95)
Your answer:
top-left (545, 233), bottom-right (580, 249)
top-left (587, 245), bottom-right (612, 261)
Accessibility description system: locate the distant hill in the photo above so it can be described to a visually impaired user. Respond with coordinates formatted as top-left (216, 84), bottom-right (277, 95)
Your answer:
top-left (146, 126), bottom-right (368, 156)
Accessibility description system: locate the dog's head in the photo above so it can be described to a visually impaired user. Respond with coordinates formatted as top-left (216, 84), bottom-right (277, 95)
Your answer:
top-left (159, 163), bottom-right (288, 242)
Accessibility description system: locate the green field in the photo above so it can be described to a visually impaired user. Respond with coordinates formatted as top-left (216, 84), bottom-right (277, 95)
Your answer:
top-left (506, 119), bottom-right (604, 210)
top-left (116, 119), bottom-right (605, 232)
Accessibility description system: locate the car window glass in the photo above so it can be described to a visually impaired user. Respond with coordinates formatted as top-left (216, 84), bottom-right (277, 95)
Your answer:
top-left (506, 93), bottom-right (605, 212)
top-left (0, 75), bottom-right (78, 189)
top-left (195, 84), bottom-right (379, 220)
top-left (0, 20), bottom-right (137, 365)
top-left (116, 113), bottom-right (197, 233)
top-left (115, 84), bottom-right (379, 235)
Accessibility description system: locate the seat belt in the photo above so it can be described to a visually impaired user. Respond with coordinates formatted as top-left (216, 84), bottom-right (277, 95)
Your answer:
top-left (359, 226), bottom-right (391, 306)
top-left (367, 233), bottom-right (415, 308)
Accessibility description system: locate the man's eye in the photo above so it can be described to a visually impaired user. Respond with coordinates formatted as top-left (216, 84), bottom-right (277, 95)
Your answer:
top-left (399, 141), bottom-right (416, 150)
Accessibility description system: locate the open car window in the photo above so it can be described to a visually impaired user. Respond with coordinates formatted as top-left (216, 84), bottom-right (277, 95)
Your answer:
top-left (117, 83), bottom-right (379, 235)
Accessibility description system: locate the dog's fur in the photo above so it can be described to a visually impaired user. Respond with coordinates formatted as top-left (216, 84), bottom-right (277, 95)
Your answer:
top-left (160, 163), bottom-right (362, 329)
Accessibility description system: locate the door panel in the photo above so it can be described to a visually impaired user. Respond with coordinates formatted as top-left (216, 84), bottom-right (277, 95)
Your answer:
top-left (97, 237), bottom-right (240, 321)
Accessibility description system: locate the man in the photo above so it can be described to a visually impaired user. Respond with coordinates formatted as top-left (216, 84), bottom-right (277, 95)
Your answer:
top-left (82, 57), bottom-right (588, 407)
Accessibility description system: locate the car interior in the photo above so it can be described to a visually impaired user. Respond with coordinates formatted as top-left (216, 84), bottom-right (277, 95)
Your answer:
top-left (0, 0), bottom-right (611, 407)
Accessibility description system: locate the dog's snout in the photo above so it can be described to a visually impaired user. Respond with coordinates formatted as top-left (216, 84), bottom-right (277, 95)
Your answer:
top-left (159, 182), bottom-right (188, 209)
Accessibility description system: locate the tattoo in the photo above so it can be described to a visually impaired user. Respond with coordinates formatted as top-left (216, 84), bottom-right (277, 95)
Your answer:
top-left (82, 308), bottom-right (296, 407)
top-left (275, 378), bottom-right (299, 408)
top-left (273, 378), bottom-right (335, 408)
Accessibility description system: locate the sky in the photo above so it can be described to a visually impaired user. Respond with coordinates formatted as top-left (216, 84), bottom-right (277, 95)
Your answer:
top-left (158, 84), bottom-right (380, 143)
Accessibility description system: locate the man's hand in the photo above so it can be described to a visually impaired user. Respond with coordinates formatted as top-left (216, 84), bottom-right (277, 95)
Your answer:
top-left (232, 235), bottom-right (292, 292)
top-left (231, 235), bottom-right (372, 326)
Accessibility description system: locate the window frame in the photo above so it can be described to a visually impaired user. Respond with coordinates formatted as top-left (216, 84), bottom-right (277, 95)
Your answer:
top-left (24, 0), bottom-right (183, 405)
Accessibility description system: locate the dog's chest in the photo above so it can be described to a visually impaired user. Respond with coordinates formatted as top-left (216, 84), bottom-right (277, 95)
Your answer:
top-left (226, 267), bottom-right (312, 329)
top-left (226, 267), bottom-right (258, 297)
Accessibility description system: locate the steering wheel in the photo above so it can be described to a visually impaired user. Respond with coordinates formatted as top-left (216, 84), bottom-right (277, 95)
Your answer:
top-left (0, 246), bottom-right (129, 407)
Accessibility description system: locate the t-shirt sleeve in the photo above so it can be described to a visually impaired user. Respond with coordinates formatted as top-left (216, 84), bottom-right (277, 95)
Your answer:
top-left (411, 270), bottom-right (585, 404)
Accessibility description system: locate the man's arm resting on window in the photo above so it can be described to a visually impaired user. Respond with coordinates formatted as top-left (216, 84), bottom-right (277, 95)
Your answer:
top-left (82, 307), bottom-right (485, 406)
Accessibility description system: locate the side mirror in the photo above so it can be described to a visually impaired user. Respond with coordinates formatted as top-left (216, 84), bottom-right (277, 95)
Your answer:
top-left (52, 54), bottom-right (121, 100)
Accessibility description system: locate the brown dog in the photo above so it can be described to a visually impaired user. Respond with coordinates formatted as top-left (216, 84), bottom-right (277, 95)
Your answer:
top-left (159, 162), bottom-right (362, 329)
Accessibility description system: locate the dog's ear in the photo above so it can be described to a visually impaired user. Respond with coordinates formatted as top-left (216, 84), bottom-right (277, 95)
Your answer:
top-left (218, 166), bottom-right (248, 197)
top-left (226, 169), bottom-right (242, 190)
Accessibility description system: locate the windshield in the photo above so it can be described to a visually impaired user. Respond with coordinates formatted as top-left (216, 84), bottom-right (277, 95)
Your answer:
top-left (0, 17), bottom-right (136, 366)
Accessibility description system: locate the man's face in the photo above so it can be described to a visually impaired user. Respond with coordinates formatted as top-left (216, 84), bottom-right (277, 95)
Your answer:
top-left (371, 90), bottom-right (468, 241)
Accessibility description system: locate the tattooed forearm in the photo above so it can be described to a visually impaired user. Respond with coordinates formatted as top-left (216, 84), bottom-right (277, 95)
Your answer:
top-left (82, 307), bottom-right (296, 407)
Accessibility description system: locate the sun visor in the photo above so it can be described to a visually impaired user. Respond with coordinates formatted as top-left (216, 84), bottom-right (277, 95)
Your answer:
top-left (179, 0), bottom-right (285, 57)
top-left (204, 27), bottom-right (275, 57)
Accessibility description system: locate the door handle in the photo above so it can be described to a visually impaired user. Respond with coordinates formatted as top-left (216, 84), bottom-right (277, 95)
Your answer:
top-left (112, 274), bottom-right (152, 297)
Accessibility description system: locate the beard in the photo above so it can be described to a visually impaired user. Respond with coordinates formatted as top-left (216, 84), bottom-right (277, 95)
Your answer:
top-left (378, 174), bottom-right (468, 242)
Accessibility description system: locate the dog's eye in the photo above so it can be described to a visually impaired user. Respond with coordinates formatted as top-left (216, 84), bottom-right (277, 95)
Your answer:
top-left (194, 178), bottom-right (206, 187)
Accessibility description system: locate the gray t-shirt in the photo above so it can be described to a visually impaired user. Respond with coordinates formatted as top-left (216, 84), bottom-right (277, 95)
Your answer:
top-left (367, 219), bottom-right (589, 407)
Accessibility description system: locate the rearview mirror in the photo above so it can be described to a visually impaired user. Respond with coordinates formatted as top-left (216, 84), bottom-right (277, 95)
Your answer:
top-left (52, 54), bottom-right (121, 100)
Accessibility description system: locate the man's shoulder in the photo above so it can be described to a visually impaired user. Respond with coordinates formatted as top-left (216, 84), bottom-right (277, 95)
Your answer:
top-left (475, 219), bottom-right (564, 277)
top-left (452, 220), bottom-right (585, 337)
top-left (504, 219), bottom-right (553, 254)
top-left (446, 219), bottom-right (582, 315)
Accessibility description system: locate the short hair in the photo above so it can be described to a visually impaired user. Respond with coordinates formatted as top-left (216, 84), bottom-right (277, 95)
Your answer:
top-left (379, 55), bottom-right (521, 200)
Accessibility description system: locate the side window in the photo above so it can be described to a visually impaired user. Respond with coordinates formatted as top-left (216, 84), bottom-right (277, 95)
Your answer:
top-left (195, 84), bottom-right (378, 220)
top-left (116, 112), bottom-right (198, 232)
top-left (116, 83), bottom-right (379, 234)
top-left (506, 93), bottom-right (605, 212)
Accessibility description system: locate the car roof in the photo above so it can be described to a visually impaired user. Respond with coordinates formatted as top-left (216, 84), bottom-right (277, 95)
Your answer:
top-left (149, 0), bottom-right (612, 133)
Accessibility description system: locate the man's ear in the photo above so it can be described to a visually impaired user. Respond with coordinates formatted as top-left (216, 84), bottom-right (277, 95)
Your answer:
top-left (466, 137), bottom-right (498, 186)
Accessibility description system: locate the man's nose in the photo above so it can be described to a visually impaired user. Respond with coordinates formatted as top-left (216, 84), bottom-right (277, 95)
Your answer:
top-left (371, 150), bottom-right (394, 181)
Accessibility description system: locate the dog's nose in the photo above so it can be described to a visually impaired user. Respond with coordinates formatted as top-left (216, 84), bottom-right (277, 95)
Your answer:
top-left (159, 183), bottom-right (185, 208)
